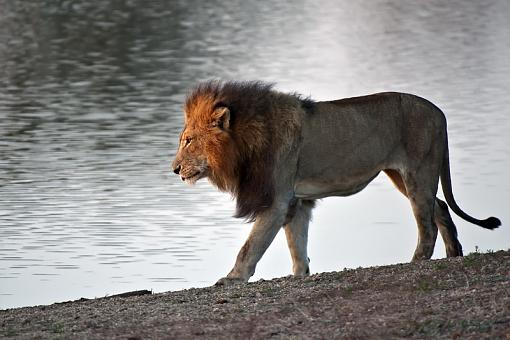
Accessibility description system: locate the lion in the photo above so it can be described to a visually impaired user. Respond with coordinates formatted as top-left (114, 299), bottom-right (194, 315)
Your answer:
top-left (171, 80), bottom-right (501, 285)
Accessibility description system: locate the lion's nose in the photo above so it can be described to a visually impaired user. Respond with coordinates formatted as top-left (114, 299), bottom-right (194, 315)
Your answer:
top-left (173, 165), bottom-right (181, 175)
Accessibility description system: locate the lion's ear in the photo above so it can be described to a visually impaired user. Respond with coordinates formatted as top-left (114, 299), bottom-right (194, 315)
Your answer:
top-left (212, 106), bottom-right (230, 130)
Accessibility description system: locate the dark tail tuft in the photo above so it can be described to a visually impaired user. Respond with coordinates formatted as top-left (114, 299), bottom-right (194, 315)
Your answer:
top-left (480, 216), bottom-right (501, 230)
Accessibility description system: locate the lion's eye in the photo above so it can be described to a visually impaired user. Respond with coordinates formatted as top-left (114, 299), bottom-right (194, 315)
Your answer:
top-left (184, 137), bottom-right (193, 147)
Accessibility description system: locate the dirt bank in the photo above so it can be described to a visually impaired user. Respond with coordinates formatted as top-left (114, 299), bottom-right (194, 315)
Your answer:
top-left (1, 250), bottom-right (509, 339)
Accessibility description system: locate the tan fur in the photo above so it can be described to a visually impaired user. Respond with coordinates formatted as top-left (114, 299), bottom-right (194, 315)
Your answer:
top-left (172, 81), bottom-right (500, 285)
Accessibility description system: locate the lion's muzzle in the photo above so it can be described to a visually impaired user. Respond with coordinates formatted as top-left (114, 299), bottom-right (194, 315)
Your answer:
top-left (172, 152), bottom-right (183, 175)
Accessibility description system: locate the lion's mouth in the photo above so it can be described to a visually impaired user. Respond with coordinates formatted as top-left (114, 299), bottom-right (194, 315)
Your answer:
top-left (181, 171), bottom-right (203, 184)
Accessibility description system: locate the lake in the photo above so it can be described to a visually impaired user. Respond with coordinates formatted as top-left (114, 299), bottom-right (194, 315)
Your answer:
top-left (1, 0), bottom-right (509, 309)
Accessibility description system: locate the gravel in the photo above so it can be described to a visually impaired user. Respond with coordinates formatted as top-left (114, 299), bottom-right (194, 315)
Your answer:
top-left (1, 250), bottom-right (509, 339)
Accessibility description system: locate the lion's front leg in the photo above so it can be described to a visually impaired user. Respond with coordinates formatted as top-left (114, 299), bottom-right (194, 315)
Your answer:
top-left (215, 204), bottom-right (288, 286)
top-left (284, 199), bottom-right (314, 276)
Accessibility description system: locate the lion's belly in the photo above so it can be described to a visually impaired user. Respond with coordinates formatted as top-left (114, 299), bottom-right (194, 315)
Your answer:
top-left (294, 172), bottom-right (379, 200)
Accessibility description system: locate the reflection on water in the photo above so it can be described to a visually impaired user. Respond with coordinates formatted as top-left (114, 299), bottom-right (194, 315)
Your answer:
top-left (1, 0), bottom-right (509, 308)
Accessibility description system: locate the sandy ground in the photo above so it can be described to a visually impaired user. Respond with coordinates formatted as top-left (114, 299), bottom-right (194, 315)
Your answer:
top-left (1, 250), bottom-right (509, 339)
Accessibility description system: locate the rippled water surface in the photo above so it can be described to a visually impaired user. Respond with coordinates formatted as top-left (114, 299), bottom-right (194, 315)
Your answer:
top-left (1, 1), bottom-right (509, 308)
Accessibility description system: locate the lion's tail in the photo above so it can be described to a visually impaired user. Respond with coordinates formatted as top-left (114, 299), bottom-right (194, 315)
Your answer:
top-left (440, 133), bottom-right (501, 230)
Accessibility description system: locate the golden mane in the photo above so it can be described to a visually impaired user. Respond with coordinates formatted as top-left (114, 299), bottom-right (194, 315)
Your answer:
top-left (184, 80), bottom-right (277, 221)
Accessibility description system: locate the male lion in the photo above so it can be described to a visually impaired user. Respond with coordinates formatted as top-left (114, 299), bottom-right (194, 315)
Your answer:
top-left (172, 80), bottom-right (501, 285)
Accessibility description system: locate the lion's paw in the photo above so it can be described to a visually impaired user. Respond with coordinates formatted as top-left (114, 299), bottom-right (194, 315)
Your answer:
top-left (215, 277), bottom-right (246, 287)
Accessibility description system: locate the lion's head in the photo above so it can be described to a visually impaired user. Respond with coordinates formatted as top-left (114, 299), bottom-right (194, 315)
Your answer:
top-left (172, 81), bottom-right (276, 220)
top-left (172, 91), bottom-right (238, 188)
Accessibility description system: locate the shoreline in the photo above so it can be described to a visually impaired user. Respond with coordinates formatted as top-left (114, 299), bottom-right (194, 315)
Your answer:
top-left (2, 250), bottom-right (509, 338)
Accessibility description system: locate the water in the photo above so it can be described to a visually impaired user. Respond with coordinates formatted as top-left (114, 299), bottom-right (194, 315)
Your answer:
top-left (1, 0), bottom-right (509, 309)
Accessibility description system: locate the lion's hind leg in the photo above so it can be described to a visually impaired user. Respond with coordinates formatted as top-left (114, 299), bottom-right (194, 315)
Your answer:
top-left (386, 167), bottom-right (437, 260)
top-left (284, 200), bottom-right (314, 276)
top-left (384, 169), bottom-right (463, 258)
top-left (405, 176), bottom-right (439, 261)
top-left (435, 198), bottom-right (463, 257)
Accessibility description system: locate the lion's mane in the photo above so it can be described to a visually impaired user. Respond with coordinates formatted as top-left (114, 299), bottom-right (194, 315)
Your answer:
top-left (184, 80), bottom-right (280, 221)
